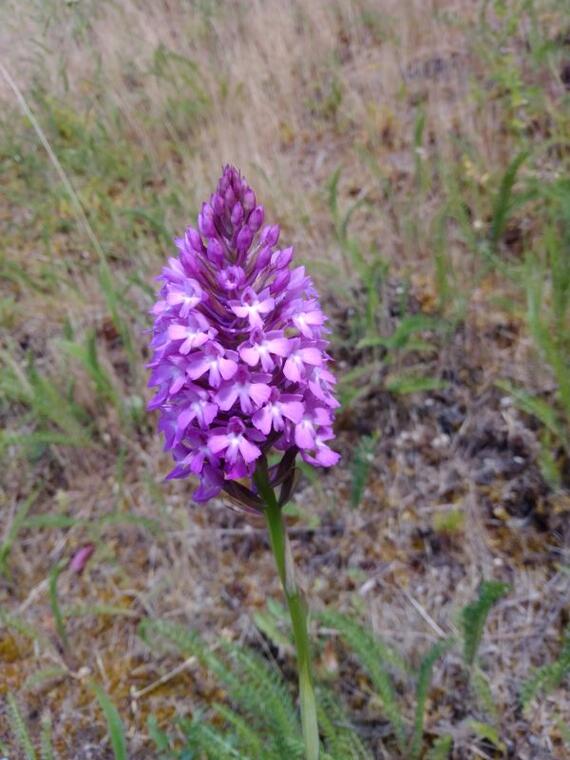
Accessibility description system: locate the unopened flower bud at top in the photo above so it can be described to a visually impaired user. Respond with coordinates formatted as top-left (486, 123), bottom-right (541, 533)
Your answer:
top-left (247, 205), bottom-right (264, 232)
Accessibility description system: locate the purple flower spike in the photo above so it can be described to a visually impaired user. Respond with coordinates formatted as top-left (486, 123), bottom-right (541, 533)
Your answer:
top-left (148, 165), bottom-right (339, 507)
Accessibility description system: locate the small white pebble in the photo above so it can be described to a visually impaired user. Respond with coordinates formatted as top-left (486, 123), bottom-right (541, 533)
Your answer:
top-left (432, 433), bottom-right (450, 449)
top-left (500, 396), bottom-right (513, 408)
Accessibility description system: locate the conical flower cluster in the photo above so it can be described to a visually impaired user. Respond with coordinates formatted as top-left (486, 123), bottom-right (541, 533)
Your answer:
top-left (148, 165), bottom-right (339, 505)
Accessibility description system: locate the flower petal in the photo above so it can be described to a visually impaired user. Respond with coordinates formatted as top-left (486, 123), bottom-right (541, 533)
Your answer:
top-left (238, 437), bottom-right (262, 463)
top-left (208, 434), bottom-right (229, 454)
top-left (249, 383), bottom-right (272, 407)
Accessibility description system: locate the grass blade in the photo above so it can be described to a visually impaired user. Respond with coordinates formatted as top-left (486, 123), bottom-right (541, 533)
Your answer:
top-left (91, 683), bottom-right (128, 760)
top-left (410, 639), bottom-right (454, 759)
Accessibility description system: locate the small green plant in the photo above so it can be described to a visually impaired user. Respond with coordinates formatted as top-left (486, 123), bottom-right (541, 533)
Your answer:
top-left (58, 331), bottom-right (122, 412)
top-left (4, 694), bottom-right (59, 760)
top-left (520, 624), bottom-right (570, 709)
top-left (39, 712), bottom-right (56, 760)
top-left (326, 167), bottom-right (371, 281)
top-left (488, 150), bottom-right (529, 253)
top-left (494, 182), bottom-right (570, 482)
top-left (461, 580), bottom-right (509, 667)
top-left (5, 693), bottom-right (38, 760)
top-left (350, 433), bottom-right (379, 508)
top-left (0, 350), bottom-right (94, 454)
top-left (426, 735), bottom-right (453, 760)
top-left (0, 490), bottom-right (39, 577)
top-left (140, 580), bottom-right (511, 759)
top-left (320, 610), bottom-right (451, 759)
top-left (140, 617), bottom-right (366, 760)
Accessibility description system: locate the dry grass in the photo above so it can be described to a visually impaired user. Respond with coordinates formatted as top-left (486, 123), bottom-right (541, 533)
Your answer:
top-left (1, 0), bottom-right (569, 758)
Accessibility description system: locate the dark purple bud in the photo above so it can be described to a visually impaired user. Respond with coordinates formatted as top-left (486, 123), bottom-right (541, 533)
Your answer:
top-left (274, 246), bottom-right (294, 269)
top-left (236, 226), bottom-right (254, 255)
top-left (198, 204), bottom-right (216, 237)
top-left (207, 238), bottom-right (224, 266)
top-left (248, 205), bottom-right (264, 232)
top-left (212, 193), bottom-right (225, 215)
top-left (225, 186), bottom-right (236, 209)
top-left (231, 202), bottom-right (244, 226)
top-left (228, 416), bottom-right (246, 436)
top-left (186, 227), bottom-right (204, 253)
top-left (217, 266), bottom-right (245, 291)
top-left (180, 249), bottom-right (201, 276)
top-left (261, 224), bottom-right (280, 246)
top-left (218, 168), bottom-right (230, 193)
top-left (231, 172), bottom-right (242, 195)
top-left (270, 269), bottom-right (290, 294)
top-left (255, 246), bottom-right (272, 271)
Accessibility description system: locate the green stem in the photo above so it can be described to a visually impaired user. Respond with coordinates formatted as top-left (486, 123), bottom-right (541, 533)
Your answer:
top-left (49, 562), bottom-right (69, 652)
top-left (255, 465), bottom-right (320, 760)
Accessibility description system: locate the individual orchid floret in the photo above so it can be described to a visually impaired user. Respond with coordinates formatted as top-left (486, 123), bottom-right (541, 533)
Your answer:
top-left (186, 343), bottom-right (238, 388)
top-left (168, 313), bottom-right (213, 354)
top-left (283, 339), bottom-right (324, 383)
top-left (208, 417), bottom-right (264, 480)
top-left (215, 366), bottom-right (272, 413)
top-left (239, 329), bottom-right (291, 372)
top-left (252, 389), bottom-right (305, 435)
top-left (230, 287), bottom-right (275, 328)
top-left (165, 278), bottom-right (203, 317)
top-left (147, 164), bottom-right (339, 507)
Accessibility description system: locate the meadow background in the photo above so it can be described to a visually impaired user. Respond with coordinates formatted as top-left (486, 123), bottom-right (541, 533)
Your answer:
top-left (0, 0), bottom-right (569, 758)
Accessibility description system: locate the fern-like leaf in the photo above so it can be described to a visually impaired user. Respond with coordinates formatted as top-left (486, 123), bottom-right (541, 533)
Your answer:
top-left (180, 717), bottom-right (251, 760)
top-left (40, 713), bottom-right (56, 760)
top-left (213, 702), bottom-right (265, 757)
top-left (221, 641), bottom-right (301, 741)
top-left (319, 610), bottom-right (407, 751)
top-left (471, 666), bottom-right (498, 721)
top-left (140, 619), bottom-right (301, 751)
top-left (6, 693), bottom-right (37, 760)
top-left (316, 688), bottom-right (373, 760)
top-left (521, 625), bottom-right (570, 708)
top-left (461, 581), bottom-right (509, 666)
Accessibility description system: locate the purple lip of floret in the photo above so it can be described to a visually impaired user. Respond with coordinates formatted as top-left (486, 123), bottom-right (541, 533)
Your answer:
top-left (147, 164), bottom-right (339, 510)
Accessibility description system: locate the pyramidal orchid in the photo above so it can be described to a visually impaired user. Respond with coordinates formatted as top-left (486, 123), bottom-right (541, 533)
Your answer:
top-left (148, 165), bottom-right (340, 760)
top-left (148, 164), bottom-right (339, 507)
